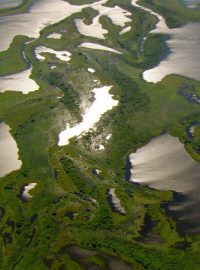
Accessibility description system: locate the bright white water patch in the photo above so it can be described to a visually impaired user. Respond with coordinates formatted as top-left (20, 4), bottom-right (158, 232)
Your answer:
top-left (90, 0), bottom-right (131, 28)
top-left (0, 0), bottom-right (88, 52)
top-left (131, 0), bottom-right (169, 34)
top-left (106, 134), bottom-right (112, 141)
top-left (129, 134), bottom-right (200, 193)
top-left (0, 123), bottom-right (22, 178)
top-left (88, 68), bottom-right (95, 73)
top-left (35, 46), bottom-right (71, 62)
top-left (75, 18), bottom-right (108, 39)
top-left (98, 144), bottom-right (105, 150)
top-left (108, 188), bottom-right (125, 214)
top-left (58, 86), bottom-right (118, 146)
top-left (0, 0), bottom-right (22, 9)
top-left (46, 32), bottom-right (62, 39)
top-left (143, 23), bottom-right (200, 82)
top-left (129, 133), bottom-right (200, 233)
top-left (132, 0), bottom-right (200, 83)
top-left (22, 183), bottom-right (37, 201)
top-left (79, 42), bottom-right (122, 54)
top-left (0, 68), bottom-right (39, 94)
top-left (0, 0), bottom-right (131, 52)
top-left (119, 26), bottom-right (131, 35)
top-left (75, 0), bottom-right (131, 39)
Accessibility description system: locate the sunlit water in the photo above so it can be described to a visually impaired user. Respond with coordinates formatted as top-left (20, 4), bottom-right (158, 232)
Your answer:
top-left (129, 134), bottom-right (200, 233)
top-left (58, 86), bottom-right (118, 146)
top-left (0, 122), bottom-right (21, 178)
top-left (0, 68), bottom-right (39, 94)
top-left (0, 0), bottom-right (22, 9)
top-left (0, 0), bottom-right (88, 52)
top-left (132, 0), bottom-right (200, 83)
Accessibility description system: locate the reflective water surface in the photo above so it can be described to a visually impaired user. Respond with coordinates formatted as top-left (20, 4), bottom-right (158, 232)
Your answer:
top-left (143, 23), bottom-right (200, 82)
top-left (129, 134), bottom-right (200, 233)
top-left (0, 0), bottom-right (87, 52)
top-left (132, 0), bottom-right (200, 83)
top-left (0, 0), bottom-right (22, 9)
top-left (0, 122), bottom-right (21, 178)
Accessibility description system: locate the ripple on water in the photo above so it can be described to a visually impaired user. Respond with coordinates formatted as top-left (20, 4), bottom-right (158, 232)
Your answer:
top-left (58, 86), bottom-right (118, 146)
top-left (132, 0), bottom-right (200, 83)
top-left (129, 134), bottom-right (200, 233)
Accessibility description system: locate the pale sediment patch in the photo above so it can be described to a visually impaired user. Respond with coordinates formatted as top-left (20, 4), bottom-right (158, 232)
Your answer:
top-left (0, 123), bottom-right (22, 178)
top-left (46, 32), bottom-right (62, 39)
top-left (107, 188), bottom-right (125, 215)
top-left (58, 86), bottom-right (118, 146)
top-left (21, 183), bottom-right (37, 201)
top-left (0, 68), bottom-right (39, 94)
top-left (35, 46), bottom-right (71, 62)
top-left (79, 42), bottom-right (122, 54)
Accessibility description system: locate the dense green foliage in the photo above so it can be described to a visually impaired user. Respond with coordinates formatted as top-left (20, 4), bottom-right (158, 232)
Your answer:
top-left (0, 0), bottom-right (200, 269)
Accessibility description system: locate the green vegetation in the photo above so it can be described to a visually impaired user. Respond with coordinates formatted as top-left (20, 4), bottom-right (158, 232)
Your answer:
top-left (140, 34), bottom-right (169, 68)
top-left (0, 35), bottom-right (30, 76)
top-left (0, 0), bottom-right (200, 269)
top-left (0, 0), bottom-right (34, 16)
top-left (139, 0), bottom-right (200, 28)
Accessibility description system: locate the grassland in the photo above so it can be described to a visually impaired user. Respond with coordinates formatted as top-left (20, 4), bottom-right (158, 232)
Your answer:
top-left (0, 0), bottom-right (200, 269)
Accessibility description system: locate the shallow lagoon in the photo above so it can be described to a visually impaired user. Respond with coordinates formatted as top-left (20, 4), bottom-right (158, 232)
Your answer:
top-left (0, 122), bottom-right (21, 178)
top-left (129, 134), bottom-right (200, 233)
top-left (132, 0), bottom-right (200, 83)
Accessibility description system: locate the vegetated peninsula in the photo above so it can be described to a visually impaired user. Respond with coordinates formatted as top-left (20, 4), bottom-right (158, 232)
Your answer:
top-left (0, 0), bottom-right (200, 269)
